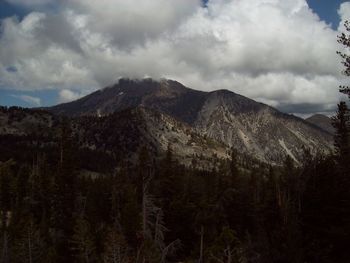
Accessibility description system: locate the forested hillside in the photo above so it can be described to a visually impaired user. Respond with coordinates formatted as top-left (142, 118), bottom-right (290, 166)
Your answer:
top-left (0, 105), bottom-right (349, 262)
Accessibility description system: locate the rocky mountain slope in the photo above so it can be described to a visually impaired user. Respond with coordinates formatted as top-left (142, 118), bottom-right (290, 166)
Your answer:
top-left (72, 107), bottom-right (228, 167)
top-left (305, 114), bottom-right (334, 134)
top-left (0, 106), bottom-right (55, 136)
top-left (49, 78), bottom-right (333, 164)
top-left (194, 90), bottom-right (332, 163)
top-left (50, 78), bottom-right (207, 124)
top-left (0, 106), bottom-right (227, 169)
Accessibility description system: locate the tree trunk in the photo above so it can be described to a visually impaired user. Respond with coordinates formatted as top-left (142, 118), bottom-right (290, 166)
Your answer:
top-left (1, 232), bottom-right (8, 263)
top-left (28, 228), bottom-right (32, 263)
top-left (227, 245), bottom-right (232, 263)
top-left (199, 225), bottom-right (204, 263)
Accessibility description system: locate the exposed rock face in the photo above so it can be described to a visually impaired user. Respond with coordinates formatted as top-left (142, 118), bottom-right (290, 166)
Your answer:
top-left (48, 78), bottom-right (333, 164)
top-left (72, 107), bottom-right (228, 168)
top-left (306, 114), bottom-right (335, 134)
top-left (194, 91), bottom-right (332, 164)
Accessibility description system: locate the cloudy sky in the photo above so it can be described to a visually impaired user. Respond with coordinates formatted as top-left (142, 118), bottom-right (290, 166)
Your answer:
top-left (0, 0), bottom-right (349, 116)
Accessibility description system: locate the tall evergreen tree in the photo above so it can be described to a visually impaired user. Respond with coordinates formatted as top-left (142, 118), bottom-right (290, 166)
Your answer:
top-left (229, 149), bottom-right (239, 189)
top-left (12, 218), bottom-right (44, 263)
top-left (332, 102), bottom-right (350, 172)
top-left (337, 20), bottom-right (350, 97)
top-left (71, 215), bottom-right (96, 263)
top-left (102, 223), bottom-right (128, 263)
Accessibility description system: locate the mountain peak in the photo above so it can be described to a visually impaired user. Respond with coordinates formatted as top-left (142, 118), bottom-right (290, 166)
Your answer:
top-left (48, 79), bottom-right (333, 164)
top-left (306, 114), bottom-right (334, 134)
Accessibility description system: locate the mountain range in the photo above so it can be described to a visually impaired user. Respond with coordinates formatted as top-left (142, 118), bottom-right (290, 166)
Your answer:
top-left (47, 78), bottom-right (333, 165)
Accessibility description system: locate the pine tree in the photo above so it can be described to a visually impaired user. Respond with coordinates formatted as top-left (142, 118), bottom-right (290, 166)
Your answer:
top-left (102, 223), bottom-right (128, 263)
top-left (229, 149), bottom-right (239, 189)
top-left (335, 20), bottom-right (350, 174)
top-left (332, 102), bottom-right (350, 172)
top-left (71, 215), bottom-right (96, 263)
top-left (337, 20), bottom-right (350, 97)
top-left (12, 218), bottom-right (44, 263)
top-left (0, 230), bottom-right (9, 263)
top-left (0, 160), bottom-right (14, 232)
top-left (208, 226), bottom-right (240, 263)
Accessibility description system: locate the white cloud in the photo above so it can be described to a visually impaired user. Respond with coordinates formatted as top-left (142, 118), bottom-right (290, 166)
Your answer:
top-left (67, 0), bottom-right (201, 48)
top-left (0, 0), bottom-right (348, 114)
top-left (58, 89), bottom-right (82, 103)
top-left (0, 13), bottom-right (96, 91)
top-left (12, 94), bottom-right (41, 106)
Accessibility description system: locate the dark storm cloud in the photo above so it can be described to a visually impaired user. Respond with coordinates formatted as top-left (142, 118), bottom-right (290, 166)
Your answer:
top-left (278, 103), bottom-right (336, 115)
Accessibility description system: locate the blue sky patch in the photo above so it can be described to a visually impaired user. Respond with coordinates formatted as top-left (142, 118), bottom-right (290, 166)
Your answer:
top-left (0, 89), bottom-right (58, 108)
top-left (0, 1), bottom-right (27, 20)
top-left (6, 66), bottom-right (18, 73)
top-left (307, 0), bottom-right (348, 29)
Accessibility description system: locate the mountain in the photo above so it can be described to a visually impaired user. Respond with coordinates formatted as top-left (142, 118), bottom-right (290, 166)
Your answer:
top-left (305, 114), bottom-right (334, 134)
top-left (48, 78), bottom-right (333, 164)
top-left (72, 106), bottom-right (228, 168)
top-left (0, 106), bottom-right (55, 136)
top-left (50, 78), bottom-right (207, 124)
top-left (0, 106), bottom-right (228, 169)
top-left (194, 91), bottom-right (333, 164)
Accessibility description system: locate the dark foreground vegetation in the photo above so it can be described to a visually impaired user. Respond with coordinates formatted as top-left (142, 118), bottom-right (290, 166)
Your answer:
top-left (0, 113), bottom-right (349, 263)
